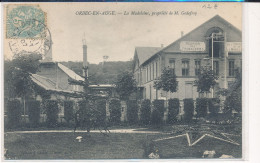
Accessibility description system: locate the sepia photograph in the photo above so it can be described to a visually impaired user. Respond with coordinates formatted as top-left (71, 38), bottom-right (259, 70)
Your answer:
top-left (2, 2), bottom-right (242, 160)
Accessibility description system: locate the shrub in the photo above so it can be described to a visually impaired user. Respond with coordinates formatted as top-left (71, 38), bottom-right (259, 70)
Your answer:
top-left (45, 100), bottom-right (59, 127)
top-left (109, 99), bottom-right (121, 124)
top-left (27, 100), bottom-right (41, 126)
top-left (183, 99), bottom-right (194, 123)
top-left (195, 98), bottom-right (208, 118)
top-left (140, 99), bottom-right (151, 125)
top-left (64, 100), bottom-right (74, 123)
top-left (78, 100), bottom-right (91, 121)
top-left (168, 98), bottom-right (179, 124)
top-left (151, 100), bottom-right (165, 125)
top-left (95, 99), bottom-right (107, 124)
top-left (7, 99), bottom-right (21, 128)
top-left (127, 100), bottom-right (139, 125)
top-left (208, 98), bottom-right (220, 115)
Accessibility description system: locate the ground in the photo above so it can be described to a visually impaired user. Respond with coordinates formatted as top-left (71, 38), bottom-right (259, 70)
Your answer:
top-left (4, 124), bottom-right (242, 160)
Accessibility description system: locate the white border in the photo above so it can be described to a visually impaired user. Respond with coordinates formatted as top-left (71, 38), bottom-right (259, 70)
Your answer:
top-left (0, 2), bottom-right (260, 163)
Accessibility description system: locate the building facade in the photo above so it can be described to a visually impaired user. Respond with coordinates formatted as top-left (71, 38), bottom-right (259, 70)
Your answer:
top-left (133, 15), bottom-right (242, 106)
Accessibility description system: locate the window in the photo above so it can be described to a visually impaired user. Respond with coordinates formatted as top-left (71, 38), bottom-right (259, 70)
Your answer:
top-left (195, 60), bottom-right (201, 76)
top-left (146, 67), bottom-right (148, 82)
top-left (140, 71), bottom-right (142, 83)
top-left (152, 63), bottom-right (154, 80)
top-left (182, 60), bottom-right (189, 76)
top-left (149, 65), bottom-right (151, 81)
top-left (229, 60), bottom-right (235, 76)
top-left (155, 62), bottom-right (158, 78)
top-left (213, 61), bottom-right (219, 76)
top-left (169, 59), bottom-right (175, 74)
top-left (207, 29), bottom-right (224, 58)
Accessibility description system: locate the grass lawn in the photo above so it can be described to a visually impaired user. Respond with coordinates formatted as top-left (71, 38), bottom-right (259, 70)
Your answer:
top-left (4, 129), bottom-right (242, 160)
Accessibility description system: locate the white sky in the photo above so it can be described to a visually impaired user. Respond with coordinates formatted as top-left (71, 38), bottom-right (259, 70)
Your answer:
top-left (4, 2), bottom-right (242, 64)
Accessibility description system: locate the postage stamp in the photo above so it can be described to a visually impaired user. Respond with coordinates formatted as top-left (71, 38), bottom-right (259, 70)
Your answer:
top-left (6, 5), bottom-right (46, 39)
top-left (4, 4), bottom-right (51, 60)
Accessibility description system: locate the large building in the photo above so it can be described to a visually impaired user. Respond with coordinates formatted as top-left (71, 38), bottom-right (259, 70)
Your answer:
top-left (133, 15), bottom-right (242, 107)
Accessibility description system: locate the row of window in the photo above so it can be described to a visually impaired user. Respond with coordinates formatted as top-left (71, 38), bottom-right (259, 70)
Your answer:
top-left (168, 59), bottom-right (236, 77)
top-left (138, 59), bottom-right (237, 84)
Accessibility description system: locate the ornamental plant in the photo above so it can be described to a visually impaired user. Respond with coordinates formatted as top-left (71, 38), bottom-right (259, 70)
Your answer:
top-left (194, 66), bottom-right (218, 95)
top-left (140, 99), bottom-right (151, 125)
top-left (45, 100), bottom-right (59, 127)
top-left (151, 100), bottom-right (165, 125)
top-left (126, 100), bottom-right (139, 125)
top-left (183, 99), bottom-right (194, 123)
top-left (154, 68), bottom-right (178, 93)
top-left (7, 99), bottom-right (22, 128)
top-left (195, 98), bottom-right (208, 118)
top-left (64, 100), bottom-right (74, 123)
top-left (109, 99), bottom-right (121, 124)
top-left (168, 98), bottom-right (179, 124)
top-left (27, 100), bottom-right (41, 127)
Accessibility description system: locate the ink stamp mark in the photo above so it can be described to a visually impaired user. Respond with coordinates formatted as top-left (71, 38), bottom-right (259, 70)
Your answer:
top-left (6, 5), bottom-right (46, 39)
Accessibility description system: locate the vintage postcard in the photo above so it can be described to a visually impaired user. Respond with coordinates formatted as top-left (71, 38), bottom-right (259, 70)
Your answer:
top-left (2, 2), bottom-right (242, 160)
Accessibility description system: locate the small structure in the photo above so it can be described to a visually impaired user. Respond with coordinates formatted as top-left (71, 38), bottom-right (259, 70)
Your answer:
top-left (76, 136), bottom-right (83, 142)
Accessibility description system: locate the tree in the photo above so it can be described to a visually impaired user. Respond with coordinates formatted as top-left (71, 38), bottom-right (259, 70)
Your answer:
top-left (194, 66), bottom-right (218, 97)
top-left (153, 68), bottom-right (178, 94)
top-left (5, 53), bottom-right (42, 120)
top-left (224, 69), bottom-right (242, 113)
top-left (115, 71), bottom-right (137, 100)
top-left (5, 53), bottom-right (42, 99)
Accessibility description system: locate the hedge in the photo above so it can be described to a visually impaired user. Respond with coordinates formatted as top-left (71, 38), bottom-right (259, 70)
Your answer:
top-left (183, 99), bottom-right (194, 123)
top-left (7, 99), bottom-right (22, 128)
top-left (151, 100), bottom-right (165, 125)
top-left (78, 100), bottom-right (91, 122)
top-left (64, 100), bottom-right (74, 123)
top-left (45, 100), bottom-right (59, 127)
top-left (109, 99), bottom-right (121, 124)
top-left (195, 98), bottom-right (208, 118)
top-left (95, 99), bottom-right (107, 125)
top-left (140, 99), bottom-right (151, 125)
top-left (168, 98), bottom-right (179, 124)
top-left (27, 100), bottom-right (41, 126)
top-left (126, 100), bottom-right (139, 125)
top-left (208, 98), bottom-right (220, 115)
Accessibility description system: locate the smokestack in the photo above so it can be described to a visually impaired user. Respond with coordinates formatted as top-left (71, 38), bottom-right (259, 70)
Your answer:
top-left (181, 31), bottom-right (184, 37)
top-left (82, 35), bottom-right (88, 77)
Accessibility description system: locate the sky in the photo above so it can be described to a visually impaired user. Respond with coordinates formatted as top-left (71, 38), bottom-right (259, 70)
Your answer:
top-left (4, 2), bottom-right (242, 64)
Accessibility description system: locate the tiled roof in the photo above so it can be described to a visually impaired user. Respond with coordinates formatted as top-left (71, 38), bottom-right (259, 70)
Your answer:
top-left (135, 47), bottom-right (163, 66)
top-left (58, 63), bottom-right (84, 81)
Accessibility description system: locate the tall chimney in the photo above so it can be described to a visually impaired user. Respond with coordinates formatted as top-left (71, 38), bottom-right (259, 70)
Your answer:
top-left (82, 36), bottom-right (88, 77)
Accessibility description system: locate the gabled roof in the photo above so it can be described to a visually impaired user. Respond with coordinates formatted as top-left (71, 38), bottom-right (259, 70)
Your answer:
top-left (31, 74), bottom-right (75, 93)
top-left (134, 47), bottom-right (163, 67)
top-left (135, 15), bottom-right (241, 67)
top-left (57, 63), bottom-right (84, 81)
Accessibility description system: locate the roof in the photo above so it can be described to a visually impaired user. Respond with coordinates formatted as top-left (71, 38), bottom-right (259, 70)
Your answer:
top-left (135, 47), bottom-right (163, 66)
top-left (31, 74), bottom-right (75, 93)
top-left (57, 63), bottom-right (84, 81)
top-left (31, 73), bottom-right (115, 93)
top-left (134, 15), bottom-right (241, 67)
